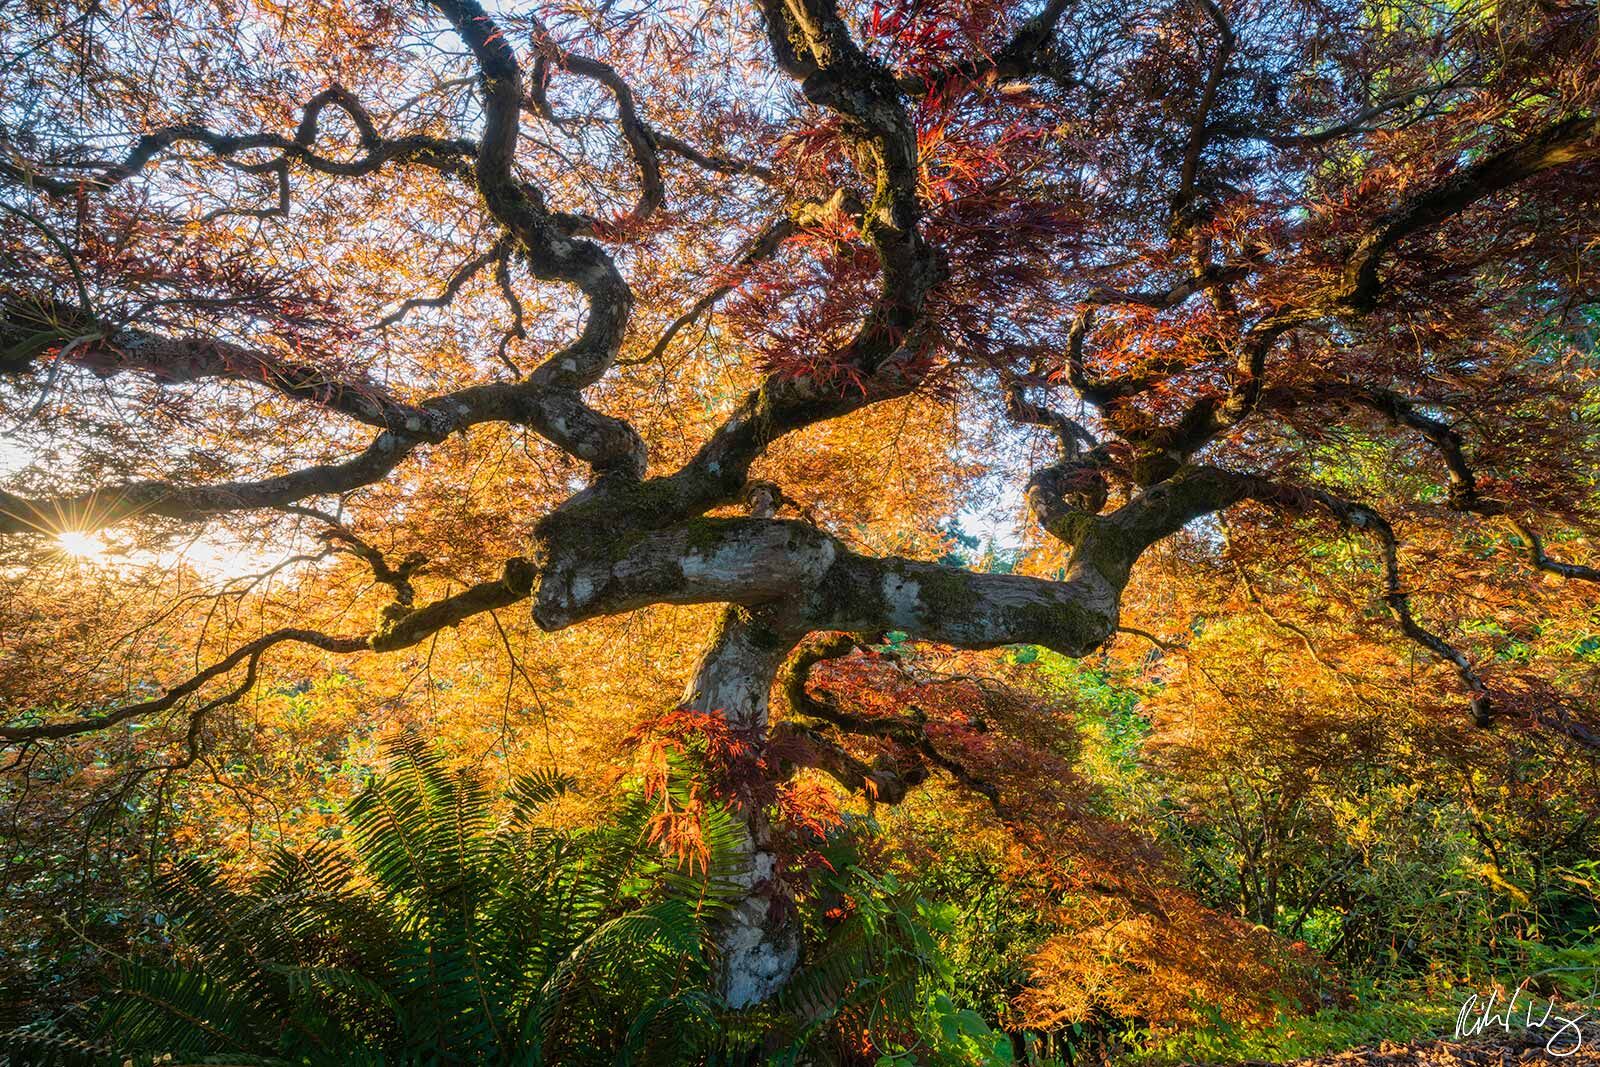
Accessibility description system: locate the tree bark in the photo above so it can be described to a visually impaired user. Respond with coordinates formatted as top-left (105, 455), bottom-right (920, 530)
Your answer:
top-left (680, 604), bottom-right (806, 1008)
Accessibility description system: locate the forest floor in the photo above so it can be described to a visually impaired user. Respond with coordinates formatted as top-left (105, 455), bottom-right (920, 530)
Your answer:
top-left (1265, 1019), bottom-right (1600, 1067)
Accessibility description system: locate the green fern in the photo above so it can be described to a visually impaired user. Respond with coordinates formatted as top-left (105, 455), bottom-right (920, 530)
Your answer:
top-left (21, 738), bottom-right (742, 1066)
top-left (2, 736), bottom-right (961, 1066)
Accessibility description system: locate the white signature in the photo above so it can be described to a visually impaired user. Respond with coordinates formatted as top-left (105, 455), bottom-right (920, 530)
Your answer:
top-left (1454, 978), bottom-right (1591, 1057)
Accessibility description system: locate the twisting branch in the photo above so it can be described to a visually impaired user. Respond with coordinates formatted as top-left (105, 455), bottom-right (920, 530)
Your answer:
top-left (370, 557), bottom-right (538, 652)
top-left (0, 628), bottom-right (366, 743)
top-left (0, 432), bottom-right (425, 534)
top-left (430, 0), bottom-right (646, 477)
top-left (526, 19), bottom-right (664, 224)
top-left (493, 247), bottom-right (527, 377)
top-left (1, 544), bottom-right (542, 744)
top-left (1019, 459), bottom-right (1495, 723)
top-left (1005, 352), bottom-right (1097, 460)
top-left (1116, 625), bottom-right (1181, 652)
top-left (771, 721), bottom-right (926, 803)
top-left (282, 505), bottom-right (427, 610)
top-left (198, 160), bottom-right (291, 223)
top-left (559, 0), bottom-right (945, 518)
top-left (523, 23), bottom-right (775, 199)
top-left (0, 84), bottom-right (476, 203)
top-left (1337, 386), bottom-right (1479, 508)
top-left (2, 203), bottom-right (93, 311)
top-left (1237, 478), bottom-right (1493, 725)
top-left (1063, 308), bottom-right (1142, 405)
top-left (1, 4), bottom-right (679, 528)
top-left (621, 213), bottom-right (798, 366)
top-left (1007, 322), bottom-right (1112, 528)
top-left (1146, 314), bottom-right (1304, 475)
top-left (1172, 0), bottom-right (1236, 230)
top-left (775, 633), bottom-right (998, 809)
top-left (755, 0), bottom-right (937, 347)
top-left (1503, 518), bottom-right (1600, 583)
top-left (1209, 78), bottom-right (1474, 149)
top-left (1083, 262), bottom-right (1252, 313)
top-left (2, 295), bottom-right (438, 432)
top-left (1099, 114), bottom-right (1600, 480)
top-left (779, 633), bottom-right (921, 744)
top-left (1316, 385), bottom-right (1599, 583)
top-left (1336, 114), bottom-right (1600, 313)
top-left (376, 237), bottom-right (511, 328)
top-left (652, 131), bottom-right (775, 182)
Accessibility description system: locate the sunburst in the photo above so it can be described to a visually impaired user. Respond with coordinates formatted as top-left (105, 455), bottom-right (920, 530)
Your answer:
top-left (54, 530), bottom-right (108, 560)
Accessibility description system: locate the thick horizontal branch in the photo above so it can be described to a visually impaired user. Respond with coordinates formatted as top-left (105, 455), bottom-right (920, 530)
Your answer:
top-left (0, 331), bottom-right (656, 534)
top-left (534, 466), bottom-right (1258, 658)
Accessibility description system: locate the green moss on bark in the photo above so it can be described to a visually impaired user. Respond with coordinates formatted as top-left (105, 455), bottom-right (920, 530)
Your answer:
top-left (1005, 599), bottom-right (1110, 657)
top-left (911, 563), bottom-right (981, 621)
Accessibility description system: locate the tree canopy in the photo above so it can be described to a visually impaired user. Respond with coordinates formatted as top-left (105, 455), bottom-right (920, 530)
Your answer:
top-left (2, 0), bottom-right (1598, 1031)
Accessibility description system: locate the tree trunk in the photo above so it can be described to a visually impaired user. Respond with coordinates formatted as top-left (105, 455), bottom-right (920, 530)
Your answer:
top-left (680, 604), bottom-right (804, 1008)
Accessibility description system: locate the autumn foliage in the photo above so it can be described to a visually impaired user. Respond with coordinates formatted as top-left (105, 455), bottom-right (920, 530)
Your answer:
top-left (2, 0), bottom-right (1600, 1060)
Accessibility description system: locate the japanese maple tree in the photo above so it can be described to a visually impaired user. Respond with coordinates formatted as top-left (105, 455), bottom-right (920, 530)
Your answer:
top-left (2, 0), bottom-right (1598, 1005)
